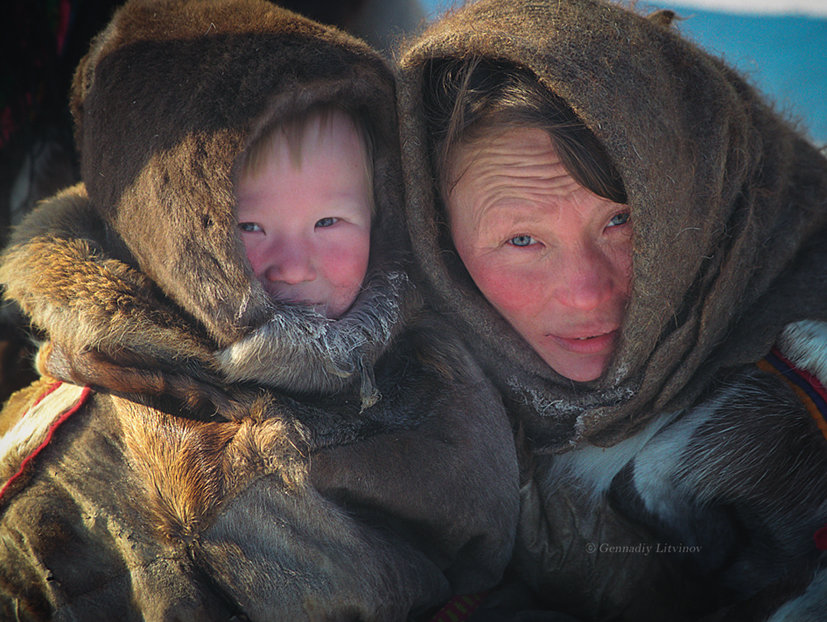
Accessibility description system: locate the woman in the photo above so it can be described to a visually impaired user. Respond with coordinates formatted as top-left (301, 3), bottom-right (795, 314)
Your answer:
top-left (399, 0), bottom-right (827, 619)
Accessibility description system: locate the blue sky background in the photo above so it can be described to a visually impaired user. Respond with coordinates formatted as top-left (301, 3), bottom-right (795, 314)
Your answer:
top-left (419, 1), bottom-right (827, 146)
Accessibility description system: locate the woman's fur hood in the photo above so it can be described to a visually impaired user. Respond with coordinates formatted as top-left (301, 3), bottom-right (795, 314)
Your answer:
top-left (3, 0), bottom-right (416, 404)
top-left (398, 0), bottom-right (827, 450)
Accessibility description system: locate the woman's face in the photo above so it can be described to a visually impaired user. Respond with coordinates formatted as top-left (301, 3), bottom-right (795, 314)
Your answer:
top-left (445, 127), bottom-right (633, 382)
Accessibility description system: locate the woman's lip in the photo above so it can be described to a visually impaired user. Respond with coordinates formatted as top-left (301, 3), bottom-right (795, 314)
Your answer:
top-left (548, 330), bottom-right (619, 354)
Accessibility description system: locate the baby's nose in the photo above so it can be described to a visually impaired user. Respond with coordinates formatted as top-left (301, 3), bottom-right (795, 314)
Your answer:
top-left (263, 240), bottom-right (316, 284)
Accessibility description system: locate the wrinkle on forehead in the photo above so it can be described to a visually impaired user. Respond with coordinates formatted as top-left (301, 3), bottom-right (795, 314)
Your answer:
top-left (446, 127), bottom-right (589, 231)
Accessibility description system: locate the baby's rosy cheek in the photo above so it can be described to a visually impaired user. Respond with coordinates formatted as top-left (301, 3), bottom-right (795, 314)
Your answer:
top-left (243, 245), bottom-right (265, 275)
top-left (322, 250), bottom-right (368, 290)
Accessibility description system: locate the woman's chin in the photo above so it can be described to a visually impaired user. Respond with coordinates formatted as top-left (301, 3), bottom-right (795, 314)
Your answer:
top-left (540, 349), bottom-right (612, 383)
top-left (537, 335), bottom-right (615, 382)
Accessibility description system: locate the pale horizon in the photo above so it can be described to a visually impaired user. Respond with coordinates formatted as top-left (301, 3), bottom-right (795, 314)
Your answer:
top-left (643, 0), bottom-right (827, 16)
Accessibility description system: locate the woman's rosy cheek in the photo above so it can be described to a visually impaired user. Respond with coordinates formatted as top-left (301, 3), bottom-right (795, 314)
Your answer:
top-left (468, 258), bottom-right (539, 315)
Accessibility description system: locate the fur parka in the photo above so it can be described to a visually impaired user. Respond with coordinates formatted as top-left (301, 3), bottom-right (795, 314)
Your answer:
top-left (0, 1), bottom-right (519, 620)
top-left (397, 0), bottom-right (827, 619)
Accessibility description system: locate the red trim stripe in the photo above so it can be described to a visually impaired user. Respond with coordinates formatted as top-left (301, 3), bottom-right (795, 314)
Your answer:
top-left (429, 592), bottom-right (487, 622)
top-left (770, 348), bottom-right (827, 406)
top-left (815, 525), bottom-right (827, 551)
top-left (30, 380), bottom-right (63, 409)
top-left (0, 384), bottom-right (92, 501)
top-left (757, 351), bottom-right (827, 441)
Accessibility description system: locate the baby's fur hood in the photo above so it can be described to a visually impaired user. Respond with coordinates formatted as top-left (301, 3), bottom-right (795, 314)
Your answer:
top-left (3, 0), bottom-right (417, 402)
top-left (398, 0), bottom-right (827, 449)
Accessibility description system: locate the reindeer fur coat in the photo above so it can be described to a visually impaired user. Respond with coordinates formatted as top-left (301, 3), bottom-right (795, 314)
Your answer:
top-left (0, 1), bottom-right (519, 619)
top-left (398, 0), bottom-right (827, 619)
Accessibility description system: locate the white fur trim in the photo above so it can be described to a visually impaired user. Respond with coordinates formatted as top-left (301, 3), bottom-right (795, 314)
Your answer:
top-left (778, 320), bottom-right (827, 385)
top-left (546, 409), bottom-right (679, 500)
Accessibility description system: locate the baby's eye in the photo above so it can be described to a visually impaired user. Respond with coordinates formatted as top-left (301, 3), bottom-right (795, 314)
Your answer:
top-left (238, 222), bottom-right (262, 233)
top-left (607, 212), bottom-right (631, 228)
top-left (508, 235), bottom-right (537, 247)
top-left (315, 217), bottom-right (339, 228)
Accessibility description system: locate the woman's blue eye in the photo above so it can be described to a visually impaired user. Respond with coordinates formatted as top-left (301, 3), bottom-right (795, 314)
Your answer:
top-left (608, 212), bottom-right (631, 227)
top-left (238, 222), bottom-right (262, 233)
top-left (316, 217), bottom-right (338, 228)
top-left (508, 235), bottom-right (536, 247)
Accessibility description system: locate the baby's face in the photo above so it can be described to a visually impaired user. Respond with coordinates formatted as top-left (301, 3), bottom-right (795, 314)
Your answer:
top-left (236, 113), bottom-right (372, 318)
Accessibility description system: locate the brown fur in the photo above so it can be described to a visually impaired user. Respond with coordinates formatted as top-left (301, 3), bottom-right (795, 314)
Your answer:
top-left (116, 396), bottom-right (309, 541)
top-left (1, 186), bottom-right (217, 371)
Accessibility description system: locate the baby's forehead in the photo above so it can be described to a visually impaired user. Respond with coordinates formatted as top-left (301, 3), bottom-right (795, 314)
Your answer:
top-left (236, 107), bottom-right (377, 219)
top-left (245, 108), bottom-right (370, 174)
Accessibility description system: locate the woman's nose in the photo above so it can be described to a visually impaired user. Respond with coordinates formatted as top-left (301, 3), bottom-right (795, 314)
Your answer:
top-left (261, 239), bottom-right (316, 284)
top-left (553, 244), bottom-right (617, 311)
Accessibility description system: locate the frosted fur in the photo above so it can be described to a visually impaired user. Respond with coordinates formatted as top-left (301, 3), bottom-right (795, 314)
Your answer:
top-left (217, 270), bottom-right (409, 404)
top-left (507, 377), bottom-right (638, 419)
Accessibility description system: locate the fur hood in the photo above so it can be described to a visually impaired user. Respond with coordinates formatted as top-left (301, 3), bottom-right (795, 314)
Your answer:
top-left (3, 0), bottom-right (416, 405)
top-left (398, 0), bottom-right (827, 450)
